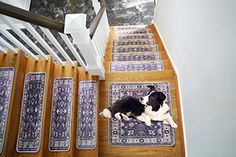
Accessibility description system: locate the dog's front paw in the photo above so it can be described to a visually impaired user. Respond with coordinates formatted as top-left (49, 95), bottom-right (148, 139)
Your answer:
top-left (121, 113), bottom-right (130, 121)
top-left (144, 118), bottom-right (152, 126)
top-left (145, 121), bottom-right (152, 126)
top-left (115, 113), bottom-right (122, 120)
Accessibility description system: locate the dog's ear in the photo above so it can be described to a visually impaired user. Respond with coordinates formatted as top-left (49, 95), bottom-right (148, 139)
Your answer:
top-left (158, 92), bottom-right (166, 101)
top-left (147, 85), bottom-right (156, 91)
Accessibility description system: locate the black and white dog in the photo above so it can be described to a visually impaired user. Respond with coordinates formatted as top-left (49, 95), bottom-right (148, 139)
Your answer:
top-left (100, 85), bottom-right (177, 128)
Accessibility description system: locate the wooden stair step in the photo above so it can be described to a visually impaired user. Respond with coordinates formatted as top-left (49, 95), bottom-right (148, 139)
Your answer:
top-left (98, 76), bottom-right (184, 157)
top-left (104, 59), bottom-right (173, 72)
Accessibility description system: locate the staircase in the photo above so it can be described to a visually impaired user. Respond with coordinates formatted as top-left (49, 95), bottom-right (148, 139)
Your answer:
top-left (0, 24), bottom-right (185, 157)
top-left (0, 51), bottom-right (100, 157)
top-left (99, 24), bottom-right (185, 157)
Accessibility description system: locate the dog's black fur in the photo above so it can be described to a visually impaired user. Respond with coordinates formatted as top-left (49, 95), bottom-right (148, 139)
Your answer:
top-left (102, 85), bottom-right (167, 120)
top-left (106, 96), bottom-right (144, 118)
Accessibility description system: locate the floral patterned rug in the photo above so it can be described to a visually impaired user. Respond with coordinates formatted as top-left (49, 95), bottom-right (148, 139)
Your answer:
top-left (0, 67), bottom-right (14, 153)
top-left (109, 82), bottom-right (175, 146)
top-left (112, 45), bottom-right (158, 53)
top-left (113, 39), bottom-right (155, 46)
top-left (76, 81), bottom-right (97, 149)
top-left (49, 78), bottom-right (73, 151)
top-left (110, 61), bottom-right (164, 72)
top-left (112, 52), bottom-right (160, 62)
top-left (16, 72), bottom-right (46, 152)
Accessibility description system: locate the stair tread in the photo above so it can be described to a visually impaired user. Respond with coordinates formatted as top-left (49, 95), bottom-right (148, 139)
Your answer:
top-left (109, 60), bottom-right (164, 72)
top-left (113, 39), bottom-right (156, 46)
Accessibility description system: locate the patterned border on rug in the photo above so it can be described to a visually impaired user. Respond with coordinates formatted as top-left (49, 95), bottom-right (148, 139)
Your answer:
top-left (76, 80), bottom-right (97, 150)
top-left (0, 67), bottom-right (14, 153)
top-left (49, 78), bottom-right (73, 152)
top-left (16, 72), bottom-right (46, 153)
top-left (108, 82), bottom-right (175, 146)
top-left (110, 61), bottom-right (164, 72)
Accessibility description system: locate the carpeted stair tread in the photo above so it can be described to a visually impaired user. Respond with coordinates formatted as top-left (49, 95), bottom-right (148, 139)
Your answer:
top-left (109, 82), bottom-right (175, 146)
top-left (114, 29), bottom-right (152, 35)
top-left (49, 77), bottom-right (73, 151)
top-left (110, 60), bottom-right (164, 72)
top-left (110, 25), bottom-right (165, 72)
top-left (112, 52), bottom-right (161, 61)
top-left (113, 39), bottom-right (156, 46)
top-left (0, 67), bottom-right (14, 153)
top-left (113, 33), bottom-right (154, 40)
top-left (16, 72), bottom-right (46, 153)
top-left (114, 25), bottom-right (147, 31)
top-left (112, 45), bottom-right (159, 53)
top-left (76, 80), bottom-right (97, 150)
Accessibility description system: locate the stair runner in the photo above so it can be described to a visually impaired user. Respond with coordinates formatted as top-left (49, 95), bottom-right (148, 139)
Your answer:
top-left (110, 25), bottom-right (164, 72)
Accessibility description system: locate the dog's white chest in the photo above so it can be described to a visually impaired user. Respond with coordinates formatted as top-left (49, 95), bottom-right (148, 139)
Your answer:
top-left (145, 103), bottom-right (170, 121)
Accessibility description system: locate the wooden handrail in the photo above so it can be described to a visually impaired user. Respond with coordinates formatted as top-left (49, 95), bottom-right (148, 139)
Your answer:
top-left (0, 1), bottom-right (64, 32)
top-left (0, 1), bottom-right (106, 39)
top-left (89, 1), bottom-right (105, 39)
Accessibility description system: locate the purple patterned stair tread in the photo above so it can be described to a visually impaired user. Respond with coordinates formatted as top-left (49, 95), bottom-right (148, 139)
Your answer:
top-left (112, 45), bottom-right (158, 53)
top-left (113, 34), bottom-right (154, 40)
top-left (16, 72), bottom-right (46, 153)
top-left (0, 67), bottom-right (14, 153)
top-left (113, 39), bottom-right (155, 46)
top-left (110, 61), bottom-right (164, 72)
top-left (114, 29), bottom-right (152, 35)
top-left (76, 81), bottom-right (97, 150)
top-left (109, 82), bottom-right (174, 146)
top-left (114, 25), bottom-right (146, 31)
top-left (49, 78), bottom-right (73, 151)
top-left (112, 52), bottom-right (161, 62)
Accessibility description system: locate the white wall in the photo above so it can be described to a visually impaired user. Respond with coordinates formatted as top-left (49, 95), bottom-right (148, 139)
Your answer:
top-left (154, 0), bottom-right (236, 157)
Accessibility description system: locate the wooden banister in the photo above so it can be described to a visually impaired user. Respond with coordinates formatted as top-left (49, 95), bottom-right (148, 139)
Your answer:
top-left (0, 0), bottom-right (106, 39)
top-left (89, 1), bottom-right (106, 39)
top-left (0, 1), bottom-right (64, 32)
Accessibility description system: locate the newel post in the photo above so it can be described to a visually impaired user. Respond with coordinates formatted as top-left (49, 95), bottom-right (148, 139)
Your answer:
top-left (64, 14), bottom-right (105, 80)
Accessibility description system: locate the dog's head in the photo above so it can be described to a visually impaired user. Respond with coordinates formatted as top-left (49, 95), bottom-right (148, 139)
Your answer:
top-left (140, 85), bottom-right (166, 111)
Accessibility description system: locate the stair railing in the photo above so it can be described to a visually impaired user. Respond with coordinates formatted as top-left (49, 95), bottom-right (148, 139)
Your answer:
top-left (0, 0), bottom-right (109, 80)
top-left (64, 0), bottom-right (109, 79)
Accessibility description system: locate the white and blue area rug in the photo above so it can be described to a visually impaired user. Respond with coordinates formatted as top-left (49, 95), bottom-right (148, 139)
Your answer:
top-left (49, 78), bottom-right (73, 151)
top-left (110, 61), bottom-right (164, 72)
top-left (0, 67), bottom-right (14, 153)
top-left (109, 82), bottom-right (175, 146)
top-left (77, 81), bottom-right (97, 149)
top-left (16, 72), bottom-right (46, 153)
